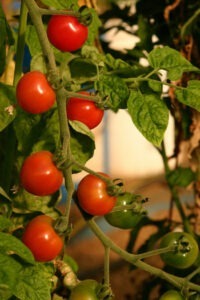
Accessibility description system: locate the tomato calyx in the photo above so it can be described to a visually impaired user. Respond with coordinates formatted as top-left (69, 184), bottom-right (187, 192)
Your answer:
top-left (106, 177), bottom-right (125, 197)
top-left (78, 6), bottom-right (93, 26)
top-left (53, 216), bottom-right (72, 236)
top-left (173, 234), bottom-right (194, 255)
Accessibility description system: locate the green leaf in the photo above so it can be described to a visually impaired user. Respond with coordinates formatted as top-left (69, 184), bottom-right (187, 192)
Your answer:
top-left (86, 8), bottom-right (102, 46)
top-left (69, 57), bottom-right (97, 82)
top-left (13, 189), bottom-right (61, 219)
top-left (167, 167), bottom-right (195, 188)
top-left (70, 125), bottom-right (95, 172)
top-left (14, 263), bottom-right (53, 300)
top-left (14, 109), bottom-right (59, 156)
top-left (40, 0), bottom-right (79, 10)
top-left (0, 232), bottom-right (35, 264)
top-left (0, 3), bottom-right (14, 76)
top-left (95, 75), bottom-right (130, 112)
top-left (104, 53), bottom-right (130, 70)
top-left (30, 53), bottom-right (47, 73)
top-left (0, 253), bottom-right (22, 300)
top-left (0, 216), bottom-right (12, 231)
top-left (127, 90), bottom-right (169, 146)
top-left (32, 109), bottom-right (60, 153)
top-left (148, 46), bottom-right (200, 80)
top-left (175, 80), bottom-right (200, 112)
top-left (69, 120), bottom-right (94, 141)
top-left (0, 187), bottom-right (11, 202)
top-left (0, 83), bottom-right (16, 132)
top-left (25, 25), bottom-right (42, 57)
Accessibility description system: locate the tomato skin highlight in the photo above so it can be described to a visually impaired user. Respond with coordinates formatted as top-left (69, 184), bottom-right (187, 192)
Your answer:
top-left (69, 280), bottom-right (99, 300)
top-left (16, 71), bottom-right (56, 114)
top-left (105, 193), bottom-right (144, 229)
top-left (22, 215), bottom-right (63, 262)
top-left (77, 173), bottom-right (117, 216)
top-left (160, 232), bottom-right (199, 269)
top-left (67, 92), bottom-right (104, 129)
top-left (47, 15), bottom-right (88, 52)
top-left (159, 290), bottom-right (184, 300)
top-left (20, 151), bottom-right (63, 196)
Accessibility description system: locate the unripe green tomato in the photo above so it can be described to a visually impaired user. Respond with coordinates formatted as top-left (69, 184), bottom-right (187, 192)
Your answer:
top-left (69, 280), bottom-right (99, 300)
top-left (160, 232), bottom-right (199, 269)
top-left (159, 290), bottom-right (184, 300)
top-left (104, 192), bottom-right (144, 229)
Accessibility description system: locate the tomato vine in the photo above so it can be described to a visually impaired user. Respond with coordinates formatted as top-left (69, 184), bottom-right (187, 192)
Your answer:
top-left (0, 0), bottom-right (200, 299)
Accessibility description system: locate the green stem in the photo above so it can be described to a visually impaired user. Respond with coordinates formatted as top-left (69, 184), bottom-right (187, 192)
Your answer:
top-left (158, 141), bottom-right (194, 235)
top-left (24, 0), bottom-right (74, 224)
top-left (181, 8), bottom-right (200, 40)
top-left (88, 219), bottom-right (200, 292)
top-left (136, 245), bottom-right (175, 260)
top-left (13, 0), bottom-right (28, 86)
top-left (104, 246), bottom-right (110, 287)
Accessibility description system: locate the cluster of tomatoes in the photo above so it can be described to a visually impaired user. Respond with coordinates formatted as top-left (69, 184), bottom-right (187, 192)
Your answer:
top-left (15, 12), bottom-right (199, 300)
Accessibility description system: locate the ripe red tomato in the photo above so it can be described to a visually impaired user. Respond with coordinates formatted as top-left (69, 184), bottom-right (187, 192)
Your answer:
top-left (20, 151), bottom-right (63, 196)
top-left (67, 92), bottom-right (104, 129)
top-left (22, 215), bottom-right (63, 262)
top-left (77, 173), bottom-right (117, 216)
top-left (47, 15), bottom-right (88, 52)
top-left (16, 71), bottom-right (56, 114)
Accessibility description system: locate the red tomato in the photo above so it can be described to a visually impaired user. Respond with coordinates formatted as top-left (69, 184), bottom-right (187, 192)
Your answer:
top-left (77, 173), bottom-right (117, 216)
top-left (16, 71), bottom-right (56, 114)
top-left (20, 151), bottom-right (63, 196)
top-left (67, 92), bottom-right (104, 129)
top-left (47, 15), bottom-right (88, 52)
top-left (22, 215), bottom-right (63, 262)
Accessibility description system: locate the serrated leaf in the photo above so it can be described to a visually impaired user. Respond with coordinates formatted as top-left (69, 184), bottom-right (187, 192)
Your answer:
top-left (0, 253), bottom-right (22, 300)
top-left (14, 264), bottom-right (53, 300)
top-left (86, 8), bottom-right (102, 46)
top-left (127, 90), bottom-right (169, 146)
top-left (0, 3), bottom-right (14, 76)
top-left (40, 0), bottom-right (79, 10)
top-left (148, 46), bottom-right (200, 80)
top-left (0, 83), bottom-right (16, 131)
top-left (104, 53), bottom-right (130, 70)
top-left (0, 187), bottom-right (11, 202)
top-left (175, 80), bottom-right (200, 112)
top-left (69, 120), bottom-right (94, 141)
top-left (14, 109), bottom-right (59, 156)
top-left (30, 53), bottom-right (47, 73)
top-left (69, 57), bottom-right (97, 82)
top-left (0, 216), bottom-right (12, 231)
top-left (167, 167), bottom-right (195, 188)
top-left (70, 126), bottom-right (95, 172)
top-left (0, 232), bottom-right (35, 264)
top-left (32, 109), bottom-right (60, 153)
top-left (95, 75), bottom-right (129, 111)
top-left (13, 189), bottom-right (61, 219)
top-left (25, 25), bottom-right (42, 57)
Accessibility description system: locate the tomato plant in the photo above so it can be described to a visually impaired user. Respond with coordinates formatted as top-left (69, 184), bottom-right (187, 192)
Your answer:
top-left (20, 150), bottom-right (63, 196)
top-left (69, 280), bottom-right (99, 300)
top-left (1, 0), bottom-right (200, 299)
top-left (47, 15), bottom-right (88, 52)
top-left (16, 71), bottom-right (56, 114)
top-left (76, 173), bottom-right (117, 216)
top-left (22, 215), bottom-right (63, 262)
top-left (159, 290), bottom-right (184, 300)
top-left (159, 232), bottom-right (199, 269)
top-left (66, 92), bottom-right (104, 129)
top-left (104, 192), bottom-right (144, 229)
